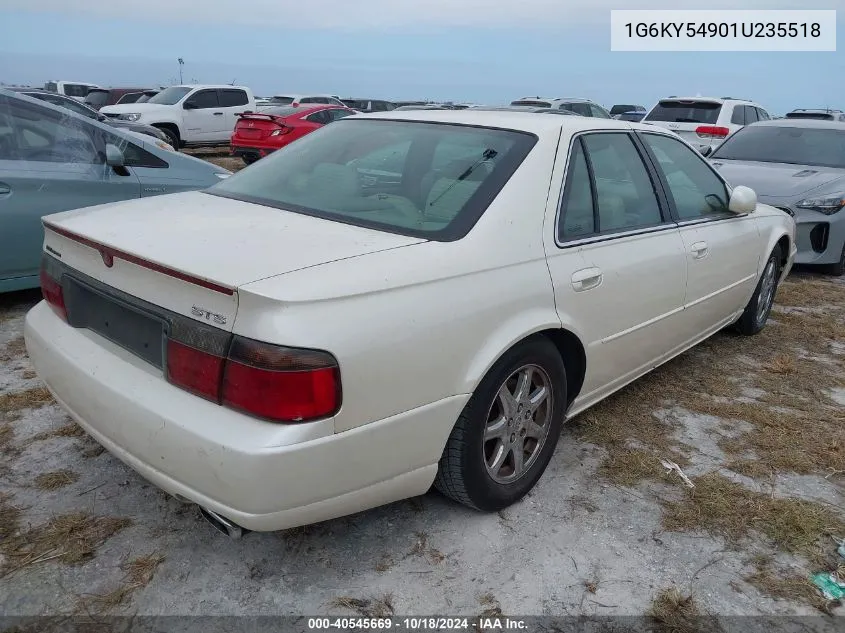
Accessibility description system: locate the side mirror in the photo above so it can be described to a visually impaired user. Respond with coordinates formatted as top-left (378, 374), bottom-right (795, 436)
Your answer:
top-left (728, 185), bottom-right (757, 214)
top-left (105, 143), bottom-right (125, 167)
top-left (183, 101), bottom-right (198, 110)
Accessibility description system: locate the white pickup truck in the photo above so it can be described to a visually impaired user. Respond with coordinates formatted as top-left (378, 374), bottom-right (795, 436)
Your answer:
top-left (100, 84), bottom-right (255, 149)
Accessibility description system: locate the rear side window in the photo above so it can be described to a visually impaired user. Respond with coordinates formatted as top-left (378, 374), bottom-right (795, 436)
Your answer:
top-left (185, 90), bottom-right (219, 109)
top-left (305, 110), bottom-right (331, 124)
top-left (645, 100), bottom-right (722, 124)
top-left (731, 106), bottom-right (745, 125)
top-left (559, 142), bottom-right (595, 238)
top-left (209, 119), bottom-right (536, 240)
top-left (642, 133), bottom-right (729, 220)
top-left (219, 89), bottom-right (249, 107)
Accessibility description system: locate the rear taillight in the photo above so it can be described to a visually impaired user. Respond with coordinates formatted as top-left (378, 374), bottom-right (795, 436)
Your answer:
top-left (165, 325), bottom-right (340, 423)
top-left (40, 259), bottom-right (67, 321)
top-left (695, 125), bottom-right (730, 139)
top-left (222, 337), bottom-right (339, 422)
top-left (269, 126), bottom-right (292, 136)
top-left (166, 339), bottom-right (226, 401)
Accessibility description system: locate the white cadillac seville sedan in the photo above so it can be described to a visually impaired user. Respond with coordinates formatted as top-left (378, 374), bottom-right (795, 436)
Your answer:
top-left (25, 110), bottom-right (796, 537)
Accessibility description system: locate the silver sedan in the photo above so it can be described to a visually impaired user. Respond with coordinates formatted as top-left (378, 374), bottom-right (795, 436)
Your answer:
top-left (709, 118), bottom-right (845, 275)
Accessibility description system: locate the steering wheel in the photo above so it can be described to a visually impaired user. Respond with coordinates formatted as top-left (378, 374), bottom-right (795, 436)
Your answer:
top-left (363, 193), bottom-right (421, 223)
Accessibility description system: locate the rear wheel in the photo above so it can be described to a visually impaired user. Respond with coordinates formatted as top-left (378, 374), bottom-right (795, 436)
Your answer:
top-left (241, 155), bottom-right (258, 166)
top-left (735, 245), bottom-right (781, 336)
top-left (434, 336), bottom-right (567, 511)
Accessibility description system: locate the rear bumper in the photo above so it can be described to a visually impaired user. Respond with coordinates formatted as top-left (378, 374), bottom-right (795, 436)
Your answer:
top-left (25, 301), bottom-right (465, 531)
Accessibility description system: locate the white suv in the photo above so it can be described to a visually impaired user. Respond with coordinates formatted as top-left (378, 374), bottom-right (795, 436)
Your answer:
top-left (99, 85), bottom-right (256, 149)
top-left (642, 96), bottom-right (771, 154)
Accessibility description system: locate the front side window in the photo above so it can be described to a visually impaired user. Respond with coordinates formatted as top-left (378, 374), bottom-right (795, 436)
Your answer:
top-left (756, 108), bottom-right (771, 121)
top-left (209, 119), bottom-right (536, 240)
top-left (185, 90), bottom-right (219, 109)
top-left (589, 104), bottom-right (612, 119)
top-left (642, 133), bottom-right (730, 219)
top-left (0, 95), bottom-right (101, 163)
top-left (731, 107), bottom-right (745, 125)
top-left (117, 92), bottom-right (143, 105)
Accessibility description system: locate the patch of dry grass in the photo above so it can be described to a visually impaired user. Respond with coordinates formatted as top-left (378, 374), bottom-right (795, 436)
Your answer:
top-left (746, 565), bottom-right (834, 614)
top-left (330, 593), bottom-right (395, 617)
top-left (34, 469), bottom-right (80, 490)
top-left (0, 493), bottom-right (23, 541)
top-left (20, 369), bottom-right (37, 380)
top-left (662, 473), bottom-right (845, 567)
top-left (0, 335), bottom-right (26, 362)
top-left (575, 275), bottom-right (844, 486)
top-left (0, 387), bottom-right (54, 416)
top-left (0, 510), bottom-right (132, 576)
top-left (76, 554), bottom-right (165, 614)
top-left (31, 422), bottom-right (85, 442)
top-left (647, 588), bottom-right (703, 633)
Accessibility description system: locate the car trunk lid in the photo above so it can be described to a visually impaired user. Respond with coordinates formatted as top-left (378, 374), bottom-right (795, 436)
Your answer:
top-left (42, 190), bottom-right (426, 328)
top-left (234, 112), bottom-right (290, 141)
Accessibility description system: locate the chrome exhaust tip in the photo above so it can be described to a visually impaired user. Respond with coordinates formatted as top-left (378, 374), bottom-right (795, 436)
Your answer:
top-left (199, 506), bottom-right (250, 540)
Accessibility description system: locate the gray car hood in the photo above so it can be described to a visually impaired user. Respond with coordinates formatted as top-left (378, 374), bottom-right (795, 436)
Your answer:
top-left (710, 160), bottom-right (845, 200)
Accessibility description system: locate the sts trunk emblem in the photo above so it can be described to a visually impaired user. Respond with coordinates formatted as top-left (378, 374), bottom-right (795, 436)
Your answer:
top-left (100, 249), bottom-right (114, 267)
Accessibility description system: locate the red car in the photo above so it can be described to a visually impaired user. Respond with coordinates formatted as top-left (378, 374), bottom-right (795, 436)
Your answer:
top-left (230, 104), bottom-right (356, 164)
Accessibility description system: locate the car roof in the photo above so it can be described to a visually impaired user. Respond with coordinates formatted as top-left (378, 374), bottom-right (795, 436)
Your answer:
top-left (657, 96), bottom-right (756, 104)
top-left (749, 118), bottom-right (845, 129)
top-left (356, 108), bottom-right (638, 135)
top-left (172, 84), bottom-right (250, 90)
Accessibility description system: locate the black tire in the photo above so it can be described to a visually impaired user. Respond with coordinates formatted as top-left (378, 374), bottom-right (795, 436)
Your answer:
top-left (735, 245), bottom-right (782, 336)
top-left (434, 335), bottom-right (567, 512)
top-left (242, 155), bottom-right (258, 166)
top-left (155, 126), bottom-right (180, 151)
top-left (822, 243), bottom-right (845, 277)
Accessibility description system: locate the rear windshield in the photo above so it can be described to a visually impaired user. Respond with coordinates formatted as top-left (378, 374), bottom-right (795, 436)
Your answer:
top-left (270, 96), bottom-right (295, 105)
top-left (711, 125), bottom-right (845, 169)
top-left (84, 90), bottom-right (109, 108)
top-left (209, 119), bottom-right (537, 240)
top-left (44, 82), bottom-right (58, 93)
top-left (135, 92), bottom-right (156, 103)
top-left (511, 100), bottom-right (552, 108)
top-left (645, 100), bottom-right (722, 124)
top-left (610, 104), bottom-right (641, 115)
top-left (342, 100), bottom-right (368, 109)
top-left (63, 84), bottom-right (92, 98)
top-left (785, 112), bottom-right (836, 120)
top-left (148, 86), bottom-right (191, 105)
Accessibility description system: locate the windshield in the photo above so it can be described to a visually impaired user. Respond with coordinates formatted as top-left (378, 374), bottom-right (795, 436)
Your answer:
top-left (209, 119), bottom-right (536, 240)
top-left (84, 90), bottom-right (109, 108)
top-left (645, 100), bottom-right (722, 123)
top-left (711, 125), bottom-right (845, 169)
top-left (147, 87), bottom-right (192, 105)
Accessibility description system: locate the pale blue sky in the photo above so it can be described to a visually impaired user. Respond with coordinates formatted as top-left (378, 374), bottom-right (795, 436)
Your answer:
top-left (0, 2), bottom-right (842, 114)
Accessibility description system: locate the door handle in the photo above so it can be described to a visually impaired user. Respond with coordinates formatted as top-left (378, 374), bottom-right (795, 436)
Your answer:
top-left (571, 267), bottom-right (603, 292)
top-left (690, 241), bottom-right (709, 259)
top-left (213, 112), bottom-right (224, 116)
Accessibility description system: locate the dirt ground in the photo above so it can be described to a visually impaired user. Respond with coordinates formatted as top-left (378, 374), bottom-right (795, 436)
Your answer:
top-left (1, 229), bottom-right (843, 622)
